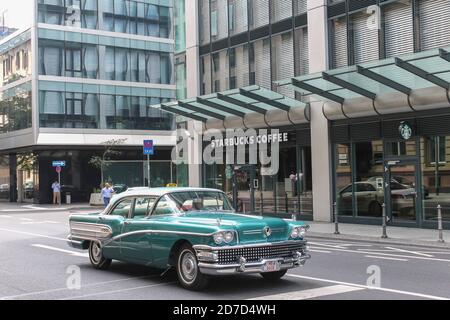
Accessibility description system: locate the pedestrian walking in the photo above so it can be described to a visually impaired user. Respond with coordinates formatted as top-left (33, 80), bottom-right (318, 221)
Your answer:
top-left (101, 183), bottom-right (115, 207)
top-left (51, 180), bottom-right (61, 205)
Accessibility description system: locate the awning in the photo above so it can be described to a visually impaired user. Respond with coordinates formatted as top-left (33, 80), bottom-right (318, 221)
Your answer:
top-left (157, 85), bottom-right (310, 130)
top-left (276, 46), bottom-right (450, 120)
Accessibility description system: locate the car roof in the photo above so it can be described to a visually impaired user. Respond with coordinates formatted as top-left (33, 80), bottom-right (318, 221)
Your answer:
top-left (115, 187), bottom-right (225, 198)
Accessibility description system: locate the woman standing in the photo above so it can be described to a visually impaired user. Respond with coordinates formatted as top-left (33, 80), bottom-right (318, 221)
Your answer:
top-left (101, 183), bottom-right (115, 207)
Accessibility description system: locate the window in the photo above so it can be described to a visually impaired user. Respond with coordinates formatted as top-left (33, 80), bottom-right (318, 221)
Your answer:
top-left (16, 52), bottom-right (21, 69)
top-left (428, 136), bottom-right (446, 164)
top-left (152, 195), bottom-right (180, 216)
top-left (110, 198), bottom-right (133, 217)
top-left (22, 51), bottom-right (29, 70)
top-left (65, 47), bottom-right (82, 72)
top-left (132, 197), bottom-right (157, 218)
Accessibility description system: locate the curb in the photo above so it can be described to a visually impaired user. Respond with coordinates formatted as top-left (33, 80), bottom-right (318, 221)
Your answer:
top-left (306, 232), bottom-right (450, 249)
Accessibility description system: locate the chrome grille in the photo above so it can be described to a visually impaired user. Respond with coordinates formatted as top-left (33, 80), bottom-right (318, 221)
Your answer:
top-left (217, 242), bottom-right (306, 265)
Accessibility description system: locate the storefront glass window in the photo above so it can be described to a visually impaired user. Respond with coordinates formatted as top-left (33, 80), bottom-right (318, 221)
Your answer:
top-left (0, 155), bottom-right (10, 202)
top-left (335, 143), bottom-right (352, 216)
top-left (421, 136), bottom-right (450, 221)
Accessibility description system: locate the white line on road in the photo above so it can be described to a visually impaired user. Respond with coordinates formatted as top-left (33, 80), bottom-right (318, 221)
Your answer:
top-left (19, 218), bottom-right (33, 222)
top-left (250, 285), bottom-right (363, 300)
top-left (309, 242), bottom-right (450, 263)
top-left (364, 255), bottom-right (409, 262)
top-left (0, 215), bottom-right (12, 218)
top-left (385, 246), bottom-right (434, 258)
top-left (31, 244), bottom-right (88, 258)
top-left (309, 249), bottom-right (331, 254)
top-left (21, 221), bottom-right (61, 225)
top-left (287, 274), bottom-right (448, 300)
top-left (0, 275), bottom-right (161, 300)
top-left (61, 281), bottom-right (177, 300)
top-left (0, 228), bottom-right (67, 242)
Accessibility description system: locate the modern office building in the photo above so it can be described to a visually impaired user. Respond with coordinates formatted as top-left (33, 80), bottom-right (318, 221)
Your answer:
top-left (0, 0), bottom-right (181, 204)
top-left (168, 0), bottom-right (450, 229)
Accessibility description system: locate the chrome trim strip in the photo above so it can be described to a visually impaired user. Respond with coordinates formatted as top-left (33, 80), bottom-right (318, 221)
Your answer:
top-left (193, 240), bottom-right (307, 251)
top-left (243, 228), bottom-right (285, 235)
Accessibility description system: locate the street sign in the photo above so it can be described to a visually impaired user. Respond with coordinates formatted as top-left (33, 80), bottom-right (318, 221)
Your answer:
top-left (56, 166), bottom-right (62, 173)
top-left (143, 140), bottom-right (154, 155)
top-left (52, 161), bottom-right (66, 167)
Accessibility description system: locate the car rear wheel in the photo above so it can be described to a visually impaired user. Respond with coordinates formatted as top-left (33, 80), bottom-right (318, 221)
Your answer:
top-left (260, 270), bottom-right (288, 281)
top-left (89, 241), bottom-right (112, 270)
top-left (176, 244), bottom-right (210, 291)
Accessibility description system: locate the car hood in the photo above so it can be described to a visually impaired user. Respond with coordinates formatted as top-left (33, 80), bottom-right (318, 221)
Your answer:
top-left (175, 212), bottom-right (300, 243)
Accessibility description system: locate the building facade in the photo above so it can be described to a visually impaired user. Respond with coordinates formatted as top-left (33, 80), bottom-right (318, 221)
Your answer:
top-left (0, 0), bottom-right (183, 204)
top-left (170, 0), bottom-right (450, 229)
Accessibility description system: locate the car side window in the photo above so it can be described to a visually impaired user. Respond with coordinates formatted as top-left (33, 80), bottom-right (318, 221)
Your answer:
top-left (110, 198), bottom-right (133, 218)
top-left (152, 195), bottom-right (180, 216)
top-left (132, 197), bottom-right (157, 218)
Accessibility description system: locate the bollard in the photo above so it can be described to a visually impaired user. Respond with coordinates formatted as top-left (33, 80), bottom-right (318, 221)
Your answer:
top-left (381, 203), bottom-right (388, 239)
top-left (285, 192), bottom-right (289, 214)
top-left (260, 193), bottom-right (264, 216)
top-left (334, 202), bottom-right (340, 235)
top-left (438, 204), bottom-right (445, 243)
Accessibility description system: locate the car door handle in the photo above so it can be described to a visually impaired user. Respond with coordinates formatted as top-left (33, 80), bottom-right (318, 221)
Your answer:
top-left (124, 221), bottom-right (131, 226)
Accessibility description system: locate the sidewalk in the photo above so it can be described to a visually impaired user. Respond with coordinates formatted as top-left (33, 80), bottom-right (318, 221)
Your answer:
top-left (307, 221), bottom-right (450, 248)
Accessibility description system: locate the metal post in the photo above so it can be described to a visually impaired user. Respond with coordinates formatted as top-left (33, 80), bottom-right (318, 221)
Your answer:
top-left (285, 192), bottom-right (289, 214)
top-left (381, 203), bottom-right (388, 239)
top-left (147, 154), bottom-right (151, 188)
top-left (334, 202), bottom-right (340, 235)
top-left (260, 192), bottom-right (264, 216)
top-left (438, 204), bottom-right (445, 243)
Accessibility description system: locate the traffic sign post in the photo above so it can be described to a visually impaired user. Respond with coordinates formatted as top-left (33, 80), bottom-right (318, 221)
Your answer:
top-left (143, 140), bottom-right (154, 188)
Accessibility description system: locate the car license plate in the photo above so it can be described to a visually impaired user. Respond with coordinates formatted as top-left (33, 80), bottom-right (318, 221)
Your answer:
top-left (264, 261), bottom-right (281, 272)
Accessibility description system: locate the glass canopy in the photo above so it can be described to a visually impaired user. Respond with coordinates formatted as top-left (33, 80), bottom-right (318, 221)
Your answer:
top-left (159, 85), bottom-right (308, 123)
top-left (276, 45), bottom-right (450, 104)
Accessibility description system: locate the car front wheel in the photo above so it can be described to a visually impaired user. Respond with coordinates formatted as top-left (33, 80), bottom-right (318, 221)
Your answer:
top-left (260, 270), bottom-right (288, 281)
top-left (89, 241), bottom-right (112, 270)
top-left (176, 244), bottom-right (210, 290)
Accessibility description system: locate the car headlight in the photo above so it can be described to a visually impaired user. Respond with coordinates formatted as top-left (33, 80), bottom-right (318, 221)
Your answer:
top-left (291, 226), bottom-right (308, 239)
top-left (213, 231), bottom-right (235, 244)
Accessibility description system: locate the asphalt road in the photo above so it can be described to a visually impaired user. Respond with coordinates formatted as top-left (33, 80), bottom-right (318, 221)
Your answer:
top-left (0, 207), bottom-right (449, 300)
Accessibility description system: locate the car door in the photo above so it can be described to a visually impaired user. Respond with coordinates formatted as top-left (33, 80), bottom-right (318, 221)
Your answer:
top-left (120, 196), bottom-right (158, 264)
top-left (100, 197), bottom-right (134, 259)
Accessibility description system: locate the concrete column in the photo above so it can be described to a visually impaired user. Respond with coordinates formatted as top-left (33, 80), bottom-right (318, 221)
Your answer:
top-left (185, 0), bottom-right (203, 187)
top-left (9, 153), bottom-right (17, 203)
top-left (307, 0), bottom-right (333, 222)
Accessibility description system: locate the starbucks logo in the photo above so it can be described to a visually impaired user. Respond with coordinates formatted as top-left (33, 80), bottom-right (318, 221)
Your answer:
top-left (399, 122), bottom-right (413, 140)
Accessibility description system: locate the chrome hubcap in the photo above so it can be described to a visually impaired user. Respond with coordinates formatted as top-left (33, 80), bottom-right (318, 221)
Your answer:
top-left (180, 251), bottom-right (197, 283)
top-left (91, 243), bottom-right (101, 263)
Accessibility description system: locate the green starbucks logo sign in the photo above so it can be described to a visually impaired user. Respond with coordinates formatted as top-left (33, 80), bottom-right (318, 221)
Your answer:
top-left (399, 121), bottom-right (413, 140)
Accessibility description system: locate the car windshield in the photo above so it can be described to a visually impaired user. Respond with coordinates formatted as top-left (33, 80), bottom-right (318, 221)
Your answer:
top-left (169, 191), bottom-right (234, 213)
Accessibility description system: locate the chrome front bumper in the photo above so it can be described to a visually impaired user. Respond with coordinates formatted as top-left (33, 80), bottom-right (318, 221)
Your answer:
top-left (194, 241), bottom-right (311, 275)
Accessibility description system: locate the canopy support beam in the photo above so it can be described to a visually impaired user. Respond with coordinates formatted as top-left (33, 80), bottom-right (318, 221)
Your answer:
top-left (322, 72), bottom-right (377, 100)
top-left (196, 97), bottom-right (246, 118)
top-left (291, 78), bottom-right (345, 104)
top-left (239, 88), bottom-right (291, 112)
top-left (216, 93), bottom-right (268, 115)
top-left (395, 57), bottom-right (450, 90)
top-left (178, 101), bottom-right (226, 121)
top-left (356, 65), bottom-right (412, 95)
top-left (160, 105), bottom-right (208, 123)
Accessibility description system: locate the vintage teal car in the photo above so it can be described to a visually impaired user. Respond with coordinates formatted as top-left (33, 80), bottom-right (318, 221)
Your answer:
top-left (68, 188), bottom-right (310, 290)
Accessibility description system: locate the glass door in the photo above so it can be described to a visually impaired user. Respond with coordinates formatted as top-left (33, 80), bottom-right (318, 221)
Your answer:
top-left (386, 161), bottom-right (419, 223)
top-left (232, 165), bottom-right (256, 213)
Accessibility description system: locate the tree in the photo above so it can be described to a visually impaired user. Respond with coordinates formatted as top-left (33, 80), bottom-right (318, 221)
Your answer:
top-left (88, 138), bottom-right (127, 187)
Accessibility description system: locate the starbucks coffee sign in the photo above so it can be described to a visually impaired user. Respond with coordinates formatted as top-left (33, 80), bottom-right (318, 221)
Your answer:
top-left (399, 121), bottom-right (413, 140)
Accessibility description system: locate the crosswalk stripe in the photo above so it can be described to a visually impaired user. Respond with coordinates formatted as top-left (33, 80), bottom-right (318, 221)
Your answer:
top-left (249, 285), bottom-right (363, 300)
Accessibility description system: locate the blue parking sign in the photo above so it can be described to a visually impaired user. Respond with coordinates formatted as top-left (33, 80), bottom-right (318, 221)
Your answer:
top-left (143, 140), bottom-right (154, 155)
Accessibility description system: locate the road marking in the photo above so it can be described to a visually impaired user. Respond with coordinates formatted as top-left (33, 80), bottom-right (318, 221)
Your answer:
top-left (308, 243), bottom-right (450, 263)
top-left (21, 221), bottom-right (61, 225)
top-left (250, 285), bottom-right (363, 300)
top-left (309, 249), bottom-right (331, 254)
top-left (0, 275), bottom-right (161, 300)
top-left (385, 246), bottom-right (434, 258)
top-left (31, 244), bottom-right (88, 257)
top-left (364, 255), bottom-right (408, 262)
top-left (287, 274), bottom-right (449, 300)
top-left (61, 281), bottom-right (177, 300)
top-left (19, 218), bottom-right (33, 222)
top-left (0, 215), bottom-right (12, 218)
top-left (0, 228), bottom-right (67, 242)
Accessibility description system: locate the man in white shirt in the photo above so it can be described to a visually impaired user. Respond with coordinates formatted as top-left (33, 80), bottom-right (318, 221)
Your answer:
top-left (51, 180), bottom-right (61, 205)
